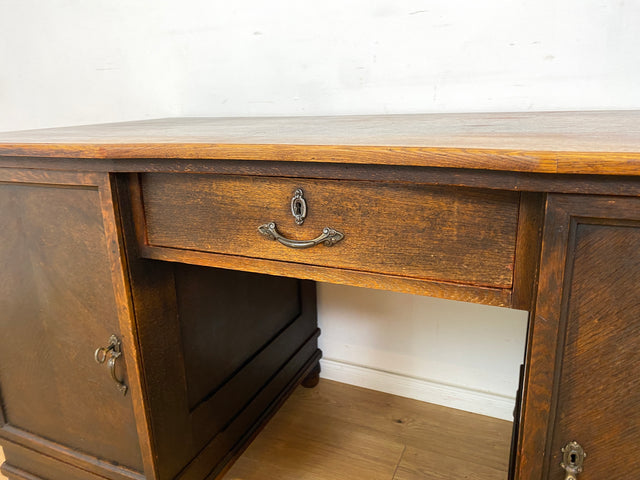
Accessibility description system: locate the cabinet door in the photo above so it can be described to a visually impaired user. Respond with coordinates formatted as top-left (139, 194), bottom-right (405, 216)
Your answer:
top-left (0, 171), bottom-right (150, 480)
top-left (517, 194), bottom-right (640, 480)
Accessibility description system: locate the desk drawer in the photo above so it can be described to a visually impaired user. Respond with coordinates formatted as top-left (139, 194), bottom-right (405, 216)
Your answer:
top-left (140, 173), bottom-right (519, 288)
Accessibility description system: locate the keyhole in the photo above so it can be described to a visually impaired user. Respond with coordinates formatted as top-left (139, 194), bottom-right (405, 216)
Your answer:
top-left (570, 453), bottom-right (577, 465)
top-left (291, 189), bottom-right (306, 225)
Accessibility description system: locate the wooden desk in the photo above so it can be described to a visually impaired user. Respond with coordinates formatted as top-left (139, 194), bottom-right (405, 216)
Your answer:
top-left (0, 112), bottom-right (638, 480)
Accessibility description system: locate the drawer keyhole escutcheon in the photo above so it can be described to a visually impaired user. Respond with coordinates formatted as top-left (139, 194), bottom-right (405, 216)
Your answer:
top-left (561, 441), bottom-right (586, 480)
top-left (291, 189), bottom-right (307, 225)
top-left (94, 334), bottom-right (128, 395)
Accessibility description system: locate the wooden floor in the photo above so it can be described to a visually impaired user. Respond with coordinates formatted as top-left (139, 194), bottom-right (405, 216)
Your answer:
top-left (223, 379), bottom-right (513, 480)
top-left (0, 380), bottom-right (512, 480)
top-left (0, 447), bottom-right (5, 480)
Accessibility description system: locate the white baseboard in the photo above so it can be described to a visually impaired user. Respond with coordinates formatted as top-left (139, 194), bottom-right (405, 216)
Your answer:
top-left (319, 358), bottom-right (516, 421)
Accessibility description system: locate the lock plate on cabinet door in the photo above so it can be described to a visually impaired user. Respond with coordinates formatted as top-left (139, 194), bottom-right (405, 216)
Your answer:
top-left (561, 441), bottom-right (586, 480)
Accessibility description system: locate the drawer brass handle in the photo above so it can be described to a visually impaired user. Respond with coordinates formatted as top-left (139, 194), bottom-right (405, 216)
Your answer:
top-left (258, 222), bottom-right (344, 249)
top-left (561, 441), bottom-right (586, 480)
top-left (94, 335), bottom-right (128, 395)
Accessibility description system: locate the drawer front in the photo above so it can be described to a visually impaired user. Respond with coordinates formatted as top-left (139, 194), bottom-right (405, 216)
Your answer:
top-left (141, 173), bottom-right (519, 288)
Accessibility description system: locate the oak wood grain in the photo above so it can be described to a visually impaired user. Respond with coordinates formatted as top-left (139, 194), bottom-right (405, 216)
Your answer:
top-left (0, 173), bottom-right (144, 475)
top-left (516, 196), bottom-right (573, 480)
top-left (547, 223), bottom-right (640, 479)
top-left (0, 169), bottom-right (157, 480)
top-left (173, 264), bottom-right (303, 411)
top-left (511, 193), bottom-right (545, 311)
top-left (141, 173), bottom-right (519, 289)
top-left (223, 380), bottom-right (512, 480)
top-left (1, 112), bottom-right (639, 480)
top-left (141, 244), bottom-right (513, 307)
top-left (1, 158), bottom-right (639, 200)
top-left (0, 440), bottom-right (142, 480)
top-left (96, 174), bottom-right (158, 479)
top-left (116, 175), bottom-right (322, 480)
top-left (517, 194), bottom-right (640, 480)
top-left (0, 427), bottom-right (143, 480)
top-left (1, 111), bottom-right (640, 175)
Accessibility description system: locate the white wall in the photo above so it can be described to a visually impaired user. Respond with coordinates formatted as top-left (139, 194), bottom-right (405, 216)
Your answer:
top-left (318, 285), bottom-right (527, 419)
top-left (2, 0), bottom-right (638, 419)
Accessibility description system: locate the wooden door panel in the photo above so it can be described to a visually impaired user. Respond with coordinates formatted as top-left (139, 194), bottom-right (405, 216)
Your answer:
top-left (517, 194), bottom-right (640, 480)
top-left (548, 222), bottom-right (640, 478)
top-left (0, 179), bottom-right (144, 474)
top-left (173, 263), bottom-right (303, 411)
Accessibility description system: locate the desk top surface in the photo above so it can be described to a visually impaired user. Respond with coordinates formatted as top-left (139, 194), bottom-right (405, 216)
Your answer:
top-left (1, 111), bottom-right (640, 175)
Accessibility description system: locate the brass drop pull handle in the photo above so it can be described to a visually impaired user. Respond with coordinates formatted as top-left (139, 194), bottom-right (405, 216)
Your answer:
top-left (258, 222), bottom-right (344, 249)
top-left (561, 441), bottom-right (586, 480)
top-left (94, 335), bottom-right (128, 395)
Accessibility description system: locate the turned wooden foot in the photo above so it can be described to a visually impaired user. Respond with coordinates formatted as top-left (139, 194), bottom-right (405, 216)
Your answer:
top-left (301, 363), bottom-right (321, 388)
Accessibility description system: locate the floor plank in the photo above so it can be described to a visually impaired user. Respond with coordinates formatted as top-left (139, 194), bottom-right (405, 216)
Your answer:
top-left (223, 379), bottom-right (512, 480)
top-left (393, 446), bottom-right (508, 480)
top-left (0, 447), bottom-right (6, 480)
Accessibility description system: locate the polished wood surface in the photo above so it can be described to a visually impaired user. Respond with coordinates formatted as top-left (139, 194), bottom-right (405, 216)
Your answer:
top-left (223, 380), bottom-right (512, 480)
top-left (1, 111), bottom-right (640, 174)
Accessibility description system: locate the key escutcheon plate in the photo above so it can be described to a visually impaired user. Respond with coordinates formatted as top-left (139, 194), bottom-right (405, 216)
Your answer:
top-left (291, 189), bottom-right (307, 225)
top-left (561, 441), bottom-right (586, 480)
